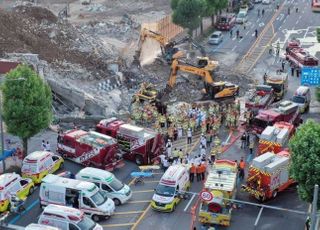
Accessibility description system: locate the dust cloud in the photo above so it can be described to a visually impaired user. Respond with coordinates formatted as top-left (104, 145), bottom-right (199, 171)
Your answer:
top-left (139, 38), bottom-right (162, 66)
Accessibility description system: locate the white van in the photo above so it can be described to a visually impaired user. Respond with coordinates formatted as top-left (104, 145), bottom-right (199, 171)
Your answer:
top-left (25, 223), bottom-right (61, 230)
top-left (76, 167), bottom-right (132, 206)
top-left (151, 165), bottom-right (190, 212)
top-left (292, 86), bottom-right (311, 113)
top-left (38, 204), bottom-right (103, 230)
top-left (40, 174), bottom-right (115, 222)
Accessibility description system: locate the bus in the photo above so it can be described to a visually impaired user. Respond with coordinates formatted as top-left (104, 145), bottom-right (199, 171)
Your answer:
top-left (312, 0), bottom-right (320, 12)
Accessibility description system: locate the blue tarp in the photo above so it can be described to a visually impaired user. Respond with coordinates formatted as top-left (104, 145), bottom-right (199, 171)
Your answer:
top-left (0, 148), bottom-right (17, 161)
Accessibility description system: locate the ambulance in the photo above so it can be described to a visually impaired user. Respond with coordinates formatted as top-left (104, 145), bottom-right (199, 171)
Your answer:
top-left (25, 223), bottom-right (61, 230)
top-left (0, 173), bottom-right (34, 212)
top-left (40, 174), bottom-right (115, 222)
top-left (151, 165), bottom-right (190, 212)
top-left (75, 167), bottom-right (132, 206)
top-left (292, 86), bottom-right (311, 113)
top-left (38, 204), bottom-right (103, 230)
top-left (22, 151), bottom-right (64, 184)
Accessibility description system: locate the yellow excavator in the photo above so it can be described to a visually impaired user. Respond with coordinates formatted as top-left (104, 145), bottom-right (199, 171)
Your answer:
top-left (135, 28), bottom-right (219, 69)
top-left (167, 59), bottom-right (239, 100)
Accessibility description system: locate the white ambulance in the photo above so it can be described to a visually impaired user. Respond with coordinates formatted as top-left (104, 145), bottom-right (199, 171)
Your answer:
top-left (25, 223), bottom-right (61, 230)
top-left (40, 174), bottom-right (115, 221)
top-left (76, 167), bottom-right (132, 206)
top-left (38, 204), bottom-right (103, 230)
top-left (151, 165), bottom-right (190, 212)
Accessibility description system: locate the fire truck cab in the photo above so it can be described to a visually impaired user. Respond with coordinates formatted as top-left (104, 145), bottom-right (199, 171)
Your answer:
top-left (285, 42), bottom-right (319, 69)
top-left (57, 130), bottom-right (122, 171)
top-left (252, 100), bottom-right (301, 134)
top-left (96, 118), bottom-right (164, 165)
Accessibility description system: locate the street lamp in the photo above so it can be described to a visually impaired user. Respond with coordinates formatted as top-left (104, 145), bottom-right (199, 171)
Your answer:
top-left (0, 78), bottom-right (25, 173)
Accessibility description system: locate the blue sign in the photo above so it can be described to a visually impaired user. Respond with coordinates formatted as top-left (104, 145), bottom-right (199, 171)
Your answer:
top-left (301, 67), bottom-right (320, 86)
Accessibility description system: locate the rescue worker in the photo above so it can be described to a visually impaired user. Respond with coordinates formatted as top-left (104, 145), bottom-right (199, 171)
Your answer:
top-left (172, 148), bottom-right (179, 161)
top-left (213, 136), bottom-right (221, 159)
top-left (210, 147), bottom-right (216, 162)
top-left (196, 164), bottom-right (202, 182)
top-left (166, 139), bottom-right (172, 158)
top-left (200, 162), bottom-right (206, 181)
top-left (178, 149), bottom-right (184, 160)
top-left (249, 141), bottom-right (254, 155)
top-left (239, 158), bottom-right (245, 180)
top-left (241, 132), bottom-right (246, 149)
top-left (187, 128), bottom-right (192, 144)
top-left (190, 163), bottom-right (196, 182)
top-left (255, 29), bottom-right (258, 38)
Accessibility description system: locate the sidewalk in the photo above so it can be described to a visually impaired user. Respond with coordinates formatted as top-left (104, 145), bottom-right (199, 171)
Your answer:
top-left (0, 156), bottom-right (22, 174)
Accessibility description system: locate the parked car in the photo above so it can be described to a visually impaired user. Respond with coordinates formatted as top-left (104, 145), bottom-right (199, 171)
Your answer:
top-left (254, 0), bottom-right (262, 3)
top-left (208, 31), bottom-right (223, 45)
top-left (262, 0), bottom-right (271, 4)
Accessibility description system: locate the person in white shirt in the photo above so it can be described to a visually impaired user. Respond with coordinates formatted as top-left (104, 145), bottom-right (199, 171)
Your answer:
top-left (166, 140), bottom-right (172, 157)
top-left (187, 128), bottom-right (192, 144)
top-left (200, 145), bottom-right (206, 157)
top-left (162, 157), bottom-right (170, 171)
top-left (45, 141), bottom-right (51, 152)
top-left (177, 126), bottom-right (183, 139)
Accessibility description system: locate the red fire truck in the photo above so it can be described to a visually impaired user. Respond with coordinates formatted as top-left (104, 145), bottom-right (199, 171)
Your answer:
top-left (242, 150), bottom-right (295, 201)
top-left (285, 42), bottom-right (319, 69)
top-left (96, 118), bottom-right (164, 165)
top-left (245, 85), bottom-right (275, 114)
top-left (57, 129), bottom-right (124, 171)
top-left (257, 122), bottom-right (295, 156)
top-left (216, 13), bottom-right (236, 31)
top-left (251, 100), bottom-right (301, 134)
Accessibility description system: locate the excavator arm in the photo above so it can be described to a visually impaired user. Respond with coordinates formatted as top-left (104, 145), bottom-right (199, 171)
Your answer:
top-left (168, 59), bottom-right (214, 88)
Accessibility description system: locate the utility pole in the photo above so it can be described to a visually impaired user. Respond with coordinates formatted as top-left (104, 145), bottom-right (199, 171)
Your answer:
top-left (311, 184), bottom-right (319, 230)
top-left (0, 95), bottom-right (5, 173)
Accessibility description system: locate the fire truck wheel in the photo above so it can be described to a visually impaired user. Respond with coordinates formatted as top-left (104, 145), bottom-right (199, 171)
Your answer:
top-left (135, 155), bottom-right (144, 165)
top-left (113, 198), bottom-right (121, 206)
top-left (272, 190), bottom-right (278, 198)
top-left (92, 215), bottom-right (100, 222)
top-left (29, 186), bottom-right (34, 195)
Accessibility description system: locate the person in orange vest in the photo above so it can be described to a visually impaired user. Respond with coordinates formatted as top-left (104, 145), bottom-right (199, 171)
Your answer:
top-left (200, 162), bottom-right (207, 181)
top-left (196, 164), bottom-right (202, 182)
top-left (239, 158), bottom-right (246, 180)
top-left (189, 163), bottom-right (196, 182)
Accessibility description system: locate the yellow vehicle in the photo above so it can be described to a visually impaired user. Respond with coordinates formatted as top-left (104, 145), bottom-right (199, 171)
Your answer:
top-left (132, 82), bottom-right (159, 103)
top-left (198, 160), bottom-right (238, 226)
top-left (168, 59), bottom-right (239, 99)
top-left (151, 165), bottom-right (190, 212)
top-left (264, 70), bottom-right (288, 101)
top-left (21, 151), bottom-right (64, 184)
top-left (0, 173), bottom-right (34, 212)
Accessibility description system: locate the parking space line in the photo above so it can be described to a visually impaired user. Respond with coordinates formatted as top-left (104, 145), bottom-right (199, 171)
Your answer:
top-left (132, 190), bottom-right (154, 193)
top-left (131, 204), bottom-right (151, 230)
top-left (127, 200), bottom-right (151, 204)
top-left (184, 193), bottom-right (196, 212)
top-left (114, 211), bottom-right (144, 215)
top-left (103, 223), bottom-right (135, 227)
top-left (143, 180), bottom-right (160, 183)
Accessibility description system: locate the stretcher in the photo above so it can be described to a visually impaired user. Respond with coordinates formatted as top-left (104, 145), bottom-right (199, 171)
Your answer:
top-left (130, 171), bottom-right (153, 185)
top-left (138, 165), bottom-right (160, 172)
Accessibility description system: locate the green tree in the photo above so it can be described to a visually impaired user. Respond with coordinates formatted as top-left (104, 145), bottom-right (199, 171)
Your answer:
top-left (289, 120), bottom-right (320, 208)
top-left (2, 65), bottom-right (52, 156)
top-left (171, 0), bottom-right (180, 10)
top-left (172, 0), bottom-right (206, 36)
top-left (205, 0), bottom-right (229, 26)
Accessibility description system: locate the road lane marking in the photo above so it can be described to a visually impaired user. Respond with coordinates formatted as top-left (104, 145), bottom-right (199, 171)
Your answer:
top-left (131, 204), bottom-right (151, 230)
top-left (295, 20), bottom-right (299, 25)
top-left (239, 37), bottom-right (244, 42)
top-left (103, 223), bottom-right (135, 227)
top-left (143, 180), bottom-right (160, 183)
top-left (127, 200), bottom-right (151, 204)
top-left (115, 211), bottom-right (144, 215)
top-left (184, 193), bottom-right (196, 212)
top-left (132, 190), bottom-right (154, 193)
top-left (232, 46), bottom-right (237, 51)
top-left (245, 31), bottom-right (249, 36)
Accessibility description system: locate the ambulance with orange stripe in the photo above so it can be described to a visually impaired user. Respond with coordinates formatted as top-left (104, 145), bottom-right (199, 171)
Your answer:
top-left (151, 165), bottom-right (190, 212)
top-left (242, 150), bottom-right (295, 201)
top-left (198, 160), bottom-right (238, 226)
top-left (257, 122), bottom-right (295, 156)
top-left (0, 173), bottom-right (34, 212)
top-left (22, 151), bottom-right (64, 184)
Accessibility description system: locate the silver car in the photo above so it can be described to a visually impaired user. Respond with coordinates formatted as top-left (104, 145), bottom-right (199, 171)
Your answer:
top-left (208, 31), bottom-right (223, 45)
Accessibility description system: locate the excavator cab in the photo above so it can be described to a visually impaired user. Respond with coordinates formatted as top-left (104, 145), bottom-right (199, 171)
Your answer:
top-left (205, 82), bottom-right (239, 100)
top-left (197, 57), bottom-right (219, 72)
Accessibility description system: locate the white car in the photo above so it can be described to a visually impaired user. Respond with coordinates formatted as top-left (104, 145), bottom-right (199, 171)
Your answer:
top-left (262, 0), bottom-right (270, 4)
top-left (236, 12), bottom-right (248, 24)
top-left (208, 31), bottom-right (223, 45)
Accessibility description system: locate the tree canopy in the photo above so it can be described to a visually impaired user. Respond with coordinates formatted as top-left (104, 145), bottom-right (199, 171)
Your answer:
top-left (2, 65), bottom-right (52, 155)
top-left (289, 119), bottom-right (320, 208)
top-left (172, 0), bottom-right (207, 35)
